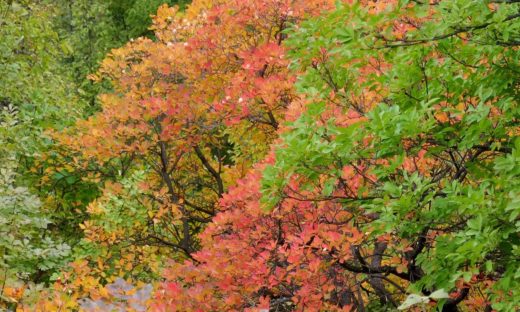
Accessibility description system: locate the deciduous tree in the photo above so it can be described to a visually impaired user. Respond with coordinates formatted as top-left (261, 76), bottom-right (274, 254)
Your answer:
top-left (44, 0), bottom-right (332, 309)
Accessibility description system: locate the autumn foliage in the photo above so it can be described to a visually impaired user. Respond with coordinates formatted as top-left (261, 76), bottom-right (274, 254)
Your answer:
top-left (41, 0), bottom-right (334, 310)
top-left (153, 0), bottom-right (520, 311)
top-left (9, 0), bottom-right (519, 311)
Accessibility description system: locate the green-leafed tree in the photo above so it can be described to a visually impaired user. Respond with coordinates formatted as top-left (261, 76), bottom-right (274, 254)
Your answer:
top-left (0, 1), bottom-right (81, 306)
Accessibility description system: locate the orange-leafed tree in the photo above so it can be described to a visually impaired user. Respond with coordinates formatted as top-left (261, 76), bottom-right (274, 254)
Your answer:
top-left (42, 0), bottom-right (333, 309)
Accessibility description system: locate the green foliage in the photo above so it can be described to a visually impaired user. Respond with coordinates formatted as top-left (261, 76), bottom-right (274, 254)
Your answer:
top-left (0, 106), bottom-right (71, 289)
top-left (0, 0), bottom-right (84, 290)
top-left (263, 0), bottom-right (520, 310)
top-left (0, 0), bottom-right (81, 125)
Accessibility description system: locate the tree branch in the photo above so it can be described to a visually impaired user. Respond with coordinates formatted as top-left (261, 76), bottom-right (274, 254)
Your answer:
top-left (193, 145), bottom-right (224, 197)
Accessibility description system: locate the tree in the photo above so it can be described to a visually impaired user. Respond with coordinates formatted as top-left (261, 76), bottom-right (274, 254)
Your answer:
top-left (155, 0), bottom-right (520, 311)
top-left (42, 0), bottom-right (332, 309)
